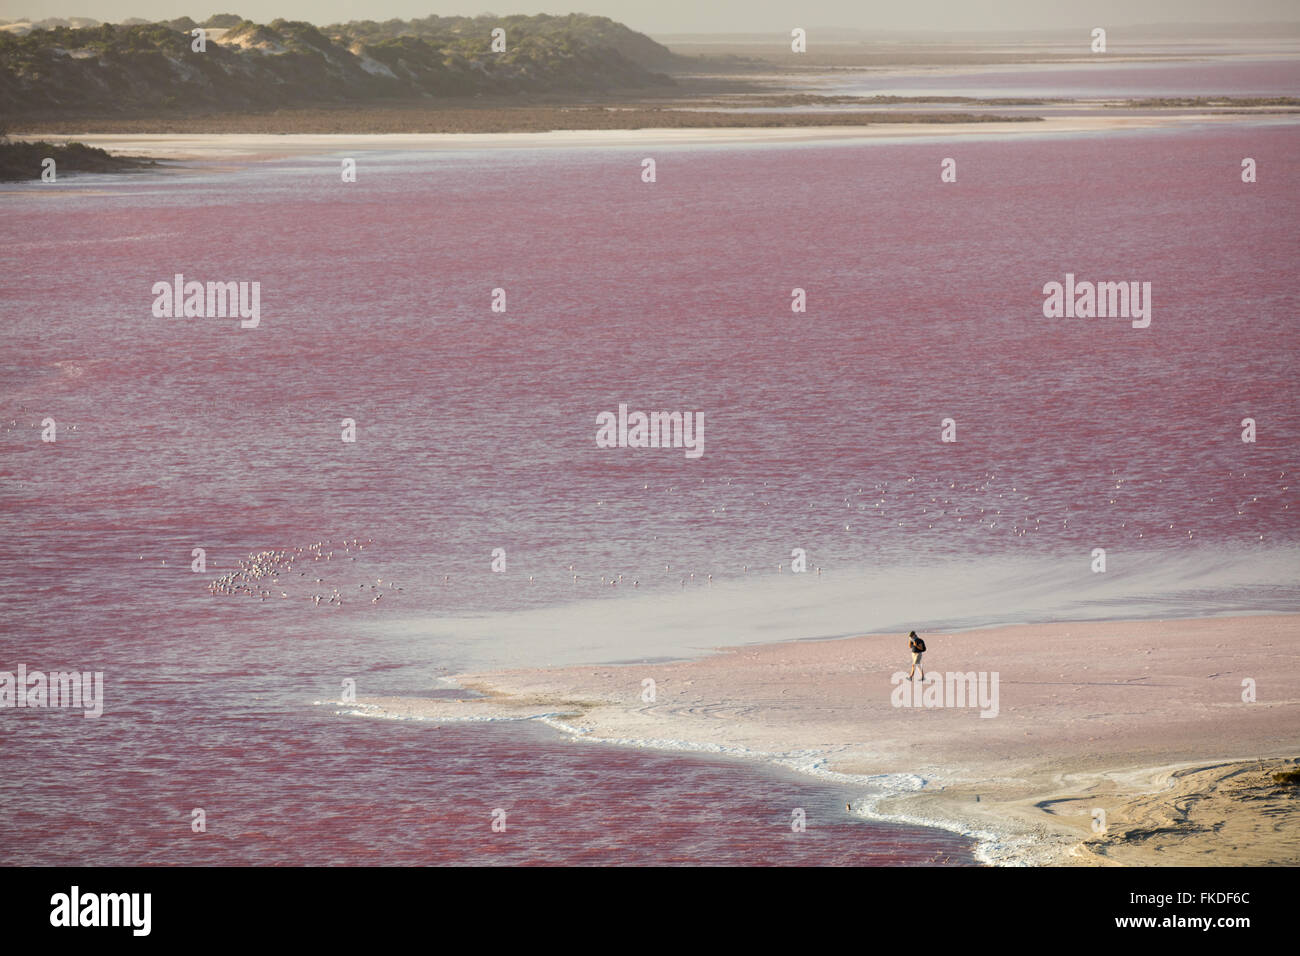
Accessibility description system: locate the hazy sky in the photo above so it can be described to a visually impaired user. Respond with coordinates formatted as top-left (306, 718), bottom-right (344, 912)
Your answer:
top-left (4, 0), bottom-right (1298, 35)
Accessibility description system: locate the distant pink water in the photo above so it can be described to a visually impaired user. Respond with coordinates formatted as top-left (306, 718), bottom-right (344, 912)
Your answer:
top-left (0, 120), bottom-right (1297, 864)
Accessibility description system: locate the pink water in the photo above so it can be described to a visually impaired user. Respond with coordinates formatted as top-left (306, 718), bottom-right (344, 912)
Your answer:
top-left (1, 121), bottom-right (1297, 864)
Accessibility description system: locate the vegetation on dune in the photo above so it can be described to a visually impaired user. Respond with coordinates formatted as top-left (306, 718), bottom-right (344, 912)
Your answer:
top-left (329, 13), bottom-right (688, 72)
top-left (1273, 767), bottom-right (1300, 786)
top-left (201, 13), bottom-right (245, 29)
top-left (0, 131), bottom-right (156, 180)
top-left (0, 14), bottom-right (677, 117)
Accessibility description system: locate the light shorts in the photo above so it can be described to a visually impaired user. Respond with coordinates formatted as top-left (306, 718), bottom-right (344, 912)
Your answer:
top-left (911, 651), bottom-right (923, 666)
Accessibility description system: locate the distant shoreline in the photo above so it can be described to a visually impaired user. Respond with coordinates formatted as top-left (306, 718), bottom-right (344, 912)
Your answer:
top-left (6, 104), bottom-right (1042, 137)
top-left (4, 15), bottom-right (1296, 144)
top-left (7, 93), bottom-right (1299, 139)
top-left (4, 110), bottom-right (1293, 178)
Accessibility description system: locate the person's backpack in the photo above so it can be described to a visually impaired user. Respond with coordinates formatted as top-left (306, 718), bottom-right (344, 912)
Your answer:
top-left (912, 637), bottom-right (926, 653)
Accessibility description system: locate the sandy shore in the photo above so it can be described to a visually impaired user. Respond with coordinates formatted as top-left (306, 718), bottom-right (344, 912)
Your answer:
top-left (13, 111), bottom-right (1292, 163)
top-left (350, 614), bottom-right (1300, 865)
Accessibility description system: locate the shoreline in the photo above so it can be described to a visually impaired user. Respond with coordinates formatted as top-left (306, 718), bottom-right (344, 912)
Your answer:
top-left (345, 613), bottom-right (1300, 865)
top-left (8, 111), bottom-right (1299, 165)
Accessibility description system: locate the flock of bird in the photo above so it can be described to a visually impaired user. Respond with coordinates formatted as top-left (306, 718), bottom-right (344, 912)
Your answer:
top-left (208, 538), bottom-right (403, 607)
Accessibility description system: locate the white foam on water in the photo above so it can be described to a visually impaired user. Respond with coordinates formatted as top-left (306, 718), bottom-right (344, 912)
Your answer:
top-left (337, 695), bottom-right (1043, 864)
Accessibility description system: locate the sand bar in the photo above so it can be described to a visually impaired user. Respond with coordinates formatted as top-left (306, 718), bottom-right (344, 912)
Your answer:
top-left (14, 111), bottom-right (1298, 163)
top-left (350, 614), bottom-right (1300, 865)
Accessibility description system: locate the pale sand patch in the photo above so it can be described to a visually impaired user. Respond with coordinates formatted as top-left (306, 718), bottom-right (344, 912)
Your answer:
top-left (16, 112), bottom-right (1287, 162)
top-left (347, 614), bottom-right (1300, 865)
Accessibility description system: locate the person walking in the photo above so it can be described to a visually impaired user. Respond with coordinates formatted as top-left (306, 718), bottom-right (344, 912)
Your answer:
top-left (907, 630), bottom-right (926, 681)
